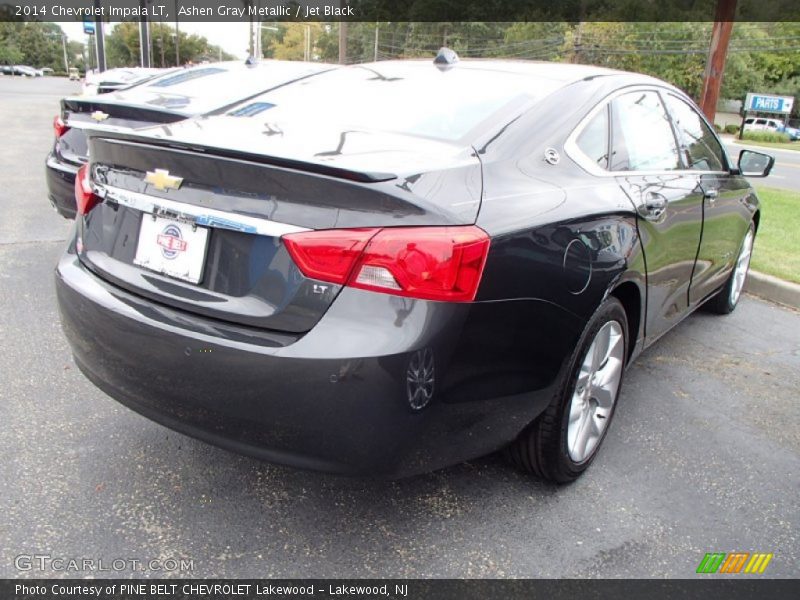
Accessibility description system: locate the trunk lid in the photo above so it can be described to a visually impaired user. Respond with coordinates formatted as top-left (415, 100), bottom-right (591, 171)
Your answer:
top-left (79, 127), bottom-right (482, 333)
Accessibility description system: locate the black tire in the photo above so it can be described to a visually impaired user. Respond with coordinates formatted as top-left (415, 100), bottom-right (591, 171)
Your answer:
top-left (704, 222), bottom-right (755, 315)
top-left (506, 296), bottom-right (628, 483)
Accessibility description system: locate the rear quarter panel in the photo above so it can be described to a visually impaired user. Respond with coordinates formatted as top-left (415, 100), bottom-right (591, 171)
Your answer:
top-left (471, 77), bottom-right (650, 393)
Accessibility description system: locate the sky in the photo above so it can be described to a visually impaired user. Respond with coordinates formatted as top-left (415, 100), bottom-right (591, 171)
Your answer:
top-left (59, 22), bottom-right (252, 60)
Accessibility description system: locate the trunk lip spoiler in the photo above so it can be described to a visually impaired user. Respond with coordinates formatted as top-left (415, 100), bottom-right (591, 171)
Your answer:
top-left (90, 135), bottom-right (399, 184)
top-left (99, 184), bottom-right (310, 237)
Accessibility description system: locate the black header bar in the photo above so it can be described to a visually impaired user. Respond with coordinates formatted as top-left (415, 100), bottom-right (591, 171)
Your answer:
top-left (4, 579), bottom-right (800, 600)
top-left (1, 0), bottom-right (800, 22)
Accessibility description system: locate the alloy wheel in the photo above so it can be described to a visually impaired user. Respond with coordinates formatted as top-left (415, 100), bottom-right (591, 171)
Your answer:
top-left (730, 228), bottom-right (754, 307)
top-left (567, 320), bottom-right (625, 463)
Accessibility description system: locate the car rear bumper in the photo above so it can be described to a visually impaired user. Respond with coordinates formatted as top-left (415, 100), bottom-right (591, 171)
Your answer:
top-left (45, 153), bottom-right (79, 219)
top-left (56, 245), bottom-right (574, 478)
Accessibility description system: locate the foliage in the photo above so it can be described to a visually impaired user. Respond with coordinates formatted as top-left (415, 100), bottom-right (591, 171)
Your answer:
top-left (0, 21), bottom-right (231, 72)
top-left (750, 187), bottom-right (800, 283)
top-left (105, 21), bottom-right (234, 68)
top-left (2, 20), bottom-right (798, 111)
top-left (724, 124), bottom-right (740, 134)
top-left (0, 22), bottom-right (76, 71)
top-left (742, 131), bottom-right (791, 143)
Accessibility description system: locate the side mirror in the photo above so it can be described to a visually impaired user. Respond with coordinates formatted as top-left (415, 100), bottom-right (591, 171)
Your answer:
top-left (738, 149), bottom-right (775, 177)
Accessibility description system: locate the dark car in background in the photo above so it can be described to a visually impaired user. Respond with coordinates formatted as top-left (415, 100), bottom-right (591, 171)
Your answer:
top-left (46, 60), bottom-right (333, 218)
top-left (2, 65), bottom-right (43, 76)
top-left (56, 57), bottom-right (774, 481)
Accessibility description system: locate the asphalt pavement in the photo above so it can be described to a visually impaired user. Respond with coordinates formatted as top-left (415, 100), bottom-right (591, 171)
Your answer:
top-left (1, 76), bottom-right (798, 579)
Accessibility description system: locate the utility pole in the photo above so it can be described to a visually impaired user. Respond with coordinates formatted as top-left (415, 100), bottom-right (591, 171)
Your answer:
top-left (174, 0), bottom-right (181, 65)
top-left (338, 22), bottom-right (347, 64)
top-left (139, 0), bottom-right (150, 68)
top-left (699, 0), bottom-right (737, 123)
top-left (338, 1), bottom-right (348, 64)
top-left (93, 0), bottom-right (105, 72)
top-left (60, 34), bottom-right (69, 73)
top-left (248, 4), bottom-right (254, 58)
top-left (159, 26), bottom-right (165, 67)
top-left (571, 22), bottom-right (584, 64)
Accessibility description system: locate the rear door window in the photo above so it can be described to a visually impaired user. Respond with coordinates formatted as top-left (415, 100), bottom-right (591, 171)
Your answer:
top-left (609, 91), bottom-right (681, 172)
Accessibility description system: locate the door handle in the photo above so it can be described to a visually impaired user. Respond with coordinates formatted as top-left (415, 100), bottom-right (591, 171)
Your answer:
top-left (639, 192), bottom-right (667, 220)
top-left (704, 189), bottom-right (719, 203)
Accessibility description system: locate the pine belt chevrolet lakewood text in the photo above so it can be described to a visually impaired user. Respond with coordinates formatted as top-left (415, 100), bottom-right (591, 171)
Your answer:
top-left (55, 54), bottom-right (774, 481)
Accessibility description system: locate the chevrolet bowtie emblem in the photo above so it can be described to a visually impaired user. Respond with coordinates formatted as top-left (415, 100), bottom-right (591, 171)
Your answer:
top-left (90, 110), bottom-right (109, 121)
top-left (144, 169), bottom-right (183, 191)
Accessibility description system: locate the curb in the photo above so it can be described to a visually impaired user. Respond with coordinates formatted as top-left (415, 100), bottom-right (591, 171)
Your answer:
top-left (745, 271), bottom-right (800, 309)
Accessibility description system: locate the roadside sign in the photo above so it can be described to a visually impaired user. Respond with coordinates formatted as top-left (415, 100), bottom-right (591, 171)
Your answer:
top-left (83, 19), bottom-right (95, 35)
top-left (744, 93), bottom-right (794, 115)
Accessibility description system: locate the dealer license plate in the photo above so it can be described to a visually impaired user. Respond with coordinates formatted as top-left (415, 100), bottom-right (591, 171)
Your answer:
top-left (133, 214), bottom-right (209, 284)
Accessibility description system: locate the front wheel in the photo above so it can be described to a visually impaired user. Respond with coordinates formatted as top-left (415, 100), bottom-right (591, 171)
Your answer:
top-left (705, 222), bottom-right (755, 315)
top-left (506, 296), bottom-right (628, 483)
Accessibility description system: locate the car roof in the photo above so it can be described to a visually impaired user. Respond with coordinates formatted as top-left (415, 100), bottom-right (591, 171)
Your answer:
top-left (354, 58), bottom-right (639, 86)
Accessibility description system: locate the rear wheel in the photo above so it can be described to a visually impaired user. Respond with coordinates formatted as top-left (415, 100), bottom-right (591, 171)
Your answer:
top-left (705, 222), bottom-right (755, 315)
top-left (507, 297), bottom-right (628, 483)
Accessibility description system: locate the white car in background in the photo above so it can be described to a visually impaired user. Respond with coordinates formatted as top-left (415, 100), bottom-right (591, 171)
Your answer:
top-left (743, 117), bottom-right (782, 132)
top-left (81, 67), bottom-right (166, 95)
top-left (743, 117), bottom-right (800, 140)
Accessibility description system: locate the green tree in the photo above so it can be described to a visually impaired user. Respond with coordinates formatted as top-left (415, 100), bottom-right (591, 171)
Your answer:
top-left (0, 22), bottom-right (24, 65)
top-left (105, 21), bottom-right (234, 68)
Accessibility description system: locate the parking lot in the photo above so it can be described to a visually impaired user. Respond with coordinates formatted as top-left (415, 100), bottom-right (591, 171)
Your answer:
top-left (1, 76), bottom-right (798, 578)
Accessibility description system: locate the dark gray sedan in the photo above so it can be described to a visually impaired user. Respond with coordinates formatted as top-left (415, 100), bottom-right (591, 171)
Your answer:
top-left (56, 56), bottom-right (773, 481)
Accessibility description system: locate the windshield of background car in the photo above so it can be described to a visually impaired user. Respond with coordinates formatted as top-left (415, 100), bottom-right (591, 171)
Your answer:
top-left (105, 62), bottom-right (327, 115)
top-left (227, 63), bottom-right (559, 142)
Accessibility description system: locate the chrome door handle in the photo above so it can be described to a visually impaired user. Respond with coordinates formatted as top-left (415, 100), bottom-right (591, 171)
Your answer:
top-left (704, 189), bottom-right (719, 203)
top-left (639, 192), bottom-right (667, 220)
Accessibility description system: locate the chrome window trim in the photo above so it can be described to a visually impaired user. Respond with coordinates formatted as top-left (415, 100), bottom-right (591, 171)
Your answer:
top-left (564, 84), bottom-right (731, 178)
top-left (98, 184), bottom-right (310, 237)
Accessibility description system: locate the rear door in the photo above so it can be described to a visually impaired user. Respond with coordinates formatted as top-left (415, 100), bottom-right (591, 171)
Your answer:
top-left (608, 90), bottom-right (704, 341)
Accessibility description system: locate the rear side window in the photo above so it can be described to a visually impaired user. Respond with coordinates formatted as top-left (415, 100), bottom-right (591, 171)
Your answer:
top-left (609, 91), bottom-right (681, 172)
top-left (663, 94), bottom-right (726, 171)
top-left (576, 105), bottom-right (609, 170)
top-left (148, 67), bottom-right (226, 88)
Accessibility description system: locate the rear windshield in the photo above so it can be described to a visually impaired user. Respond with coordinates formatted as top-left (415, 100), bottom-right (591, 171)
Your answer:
top-left (228, 64), bottom-right (557, 141)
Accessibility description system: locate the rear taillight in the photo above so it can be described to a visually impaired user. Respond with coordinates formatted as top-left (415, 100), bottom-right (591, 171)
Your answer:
top-left (74, 163), bottom-right (101, 215)
top-left (282, 229), bottom-right (378, 284)
top-left (283, 226), bottom-right (490, 302)
top-left (53, 115), bottom-right (69, 138)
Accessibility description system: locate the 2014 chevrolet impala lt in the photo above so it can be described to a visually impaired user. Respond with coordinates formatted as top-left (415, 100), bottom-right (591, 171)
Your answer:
top-left (56, 54), bottom-right (774, 481)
